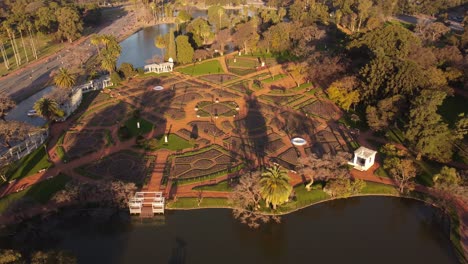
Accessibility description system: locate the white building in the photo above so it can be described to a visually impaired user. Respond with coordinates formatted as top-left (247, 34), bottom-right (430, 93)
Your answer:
top-left (78, 75), bottom-right (113, 93)
top-left (348, 146), bottom-right (377, 171)
top-left (144, 62), bottom-right (174, 74)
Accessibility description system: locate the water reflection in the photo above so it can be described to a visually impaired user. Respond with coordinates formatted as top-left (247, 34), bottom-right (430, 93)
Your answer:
top-left (0, 197), bottom-right (460, 264)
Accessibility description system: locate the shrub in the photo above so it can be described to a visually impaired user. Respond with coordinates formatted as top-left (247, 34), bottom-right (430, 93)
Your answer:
top-left (118, 126), bottom-right (131, 140)
top-left (119, 63), bottom-right (136, 80)
top-left (110, 71), bottom-right (122, 85)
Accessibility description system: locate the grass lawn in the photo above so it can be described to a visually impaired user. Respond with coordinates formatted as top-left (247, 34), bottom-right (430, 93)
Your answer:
top-left (227, 58), bottom-right (258, 68)
top-left (177, 60), bottom-right (224, 76)
top-left (375, 167), bottom-right (391, 178)
top-left (167, 197), bottom-right (230, 208)
top-left (414, 159), bottom-right (440, 186)
top-left (153, 134), bottom-right (193, 151)
top-left (262, 74), bottom-right (287, 83)
top-left (192, 180), bottom-right (232, 192)
top-left (360, 182), bottom-right (399, 195)
top-left (125, 117), bottom-right (153, 137)
top-left (0, 173), bottom-right (70, 214)
top-left (7, 145), bottom-right (52, 181)
top-left (267, 184), bottom-right (329, 213)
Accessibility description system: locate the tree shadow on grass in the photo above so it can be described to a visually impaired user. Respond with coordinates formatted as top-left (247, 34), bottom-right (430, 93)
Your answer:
top-left (244, 96), bottom-right (268, 167)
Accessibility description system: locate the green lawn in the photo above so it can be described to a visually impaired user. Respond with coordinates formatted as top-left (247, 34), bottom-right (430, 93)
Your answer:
top-left (125, 117), bottom-right (153, 137)
top-left (360, 182), bottom-right (399, 195)
top-left (262, 74), bottom-right (287, 83)
top-left (7, 145), bottom-right (52, 181)
top-left (0, 173), bottom-right (71, 214)
top-left (192, 180), bottom-right (232, 192)
top-left (268, 184), bottom-right (330, 213)
top-left (167, 197), bottom-right (230, 208)
top-left (374, 167), bottom-right (391, 178)
top-left (152, 134), bottom-right (193, 151)
top-left (227, 58), bottom-right (258, 68)
top-left (177, 60), bottom-right (224, 76)
top-left (414, 159), bottom-right (440, 187)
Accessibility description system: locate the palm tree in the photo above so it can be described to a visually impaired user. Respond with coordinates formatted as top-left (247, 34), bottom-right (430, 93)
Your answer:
top-left (90, 34), bottom-right (102, 57)
top-left (54, 68), bottom-right (76, 89)
top-left (34, 97), bottom-right (63, 121)
top-left (259, 165), bottom-right (292, 210)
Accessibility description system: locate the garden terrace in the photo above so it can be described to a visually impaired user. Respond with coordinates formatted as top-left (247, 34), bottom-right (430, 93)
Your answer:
top-left (178, 60), bottom-right (224, 76)
top-left (211, 89), bottom-right (241, 99)
top-left (199, 74), bottom-right (238, 84)
top-left (227, 80), bottom-right (251, 93)
top-left (81, 102), bottom-right (134, 127)
top-left (171, 92), bottom-right (204, 107)
top-left (188, 121), bottom-right (225, 137)
top-left (275, 147), bottom-right (300, 170)
top-left (301, 100), bottom-right (339, 120)
top-left (196, 101), bottom-right (239, 117)
top-left (165, 108), bottom-right (186, 120)
top-left (259, 94), bottom-right (303, 106)
top-left (62, 130), bottom-right (106, 160)
top-left (171, 145), bottom-right (242, 181)
top-left (76, 150), bottom-right (147, 184)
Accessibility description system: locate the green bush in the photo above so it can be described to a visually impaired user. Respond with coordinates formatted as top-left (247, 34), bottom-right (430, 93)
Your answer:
top-left (110, 71), bottom-right (122, 85)
top-left (119, 62), bottom-right (136, 80)
top-left (118, 126), bottom-right (131, 140)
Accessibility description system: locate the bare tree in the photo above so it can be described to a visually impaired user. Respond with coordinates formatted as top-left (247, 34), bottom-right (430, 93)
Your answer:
top-left (297, 152), bottom-right (351, 191)
top-left (388, 158), bottom-right (417, 194)
top-left (0, 120), bottom-right (35, 148)
top-left (53, 180), bottom-right (137, 208)
top-left (0, 96), bottom-right (15, 121)
top-left (229, 172), bottom-right (280, 228)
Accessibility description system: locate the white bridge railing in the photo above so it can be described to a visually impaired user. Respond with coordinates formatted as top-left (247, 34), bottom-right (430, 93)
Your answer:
top-left (129, 192), bottom-right (165, 215)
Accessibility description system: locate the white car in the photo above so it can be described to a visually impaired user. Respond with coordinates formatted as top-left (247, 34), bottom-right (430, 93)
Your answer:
top-left (27, 110), bottom-right (37, 116)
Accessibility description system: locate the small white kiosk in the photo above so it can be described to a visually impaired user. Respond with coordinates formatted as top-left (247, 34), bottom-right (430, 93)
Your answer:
top-left (348, 146), bottom-right (377, 171)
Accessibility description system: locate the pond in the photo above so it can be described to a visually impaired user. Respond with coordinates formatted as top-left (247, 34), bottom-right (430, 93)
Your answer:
top-left (0, 197), bottom-right (460, 264)
top-left (117, 10), bottom-right (209, 69)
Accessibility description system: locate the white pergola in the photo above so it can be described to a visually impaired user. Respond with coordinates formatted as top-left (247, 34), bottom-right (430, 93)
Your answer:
top-left (129, 192), bottom-right (165, 215)
top-left (144, 62), bottom-right (174, 74)
top-left (348, 146), bottom-right (377, 171)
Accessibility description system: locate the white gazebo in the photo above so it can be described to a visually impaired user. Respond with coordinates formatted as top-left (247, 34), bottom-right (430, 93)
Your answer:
top-left (348, 146), bottom-right (377, 171)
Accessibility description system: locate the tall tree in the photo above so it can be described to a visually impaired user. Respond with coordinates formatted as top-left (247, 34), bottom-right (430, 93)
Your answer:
top-left (232, 20), bottom-right (259, 54)
top-left (155, 35), bottom-right (166, 59)
top-left (405, 90), bottom-right (454, 162)
top-left (259, 165), bottom-right (292, 209)
top-left (166, 30), bottom-right (176, 61)
top-left (175, 35), bottom-right (194, 64)
top-left (56, 7), bottom-right (83, 43)
top-left (326, 76), bottom-right (360, 111)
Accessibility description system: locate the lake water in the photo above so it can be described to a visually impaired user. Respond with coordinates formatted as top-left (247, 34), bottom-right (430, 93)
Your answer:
top-left (117, 10), bottom-right (210, 69)
top-left (0, 197), bottom-right (460, 264)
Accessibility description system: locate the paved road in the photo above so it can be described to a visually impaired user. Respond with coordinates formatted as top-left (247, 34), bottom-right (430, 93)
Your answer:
top-left (0, 6), bottom-right (139, 102)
